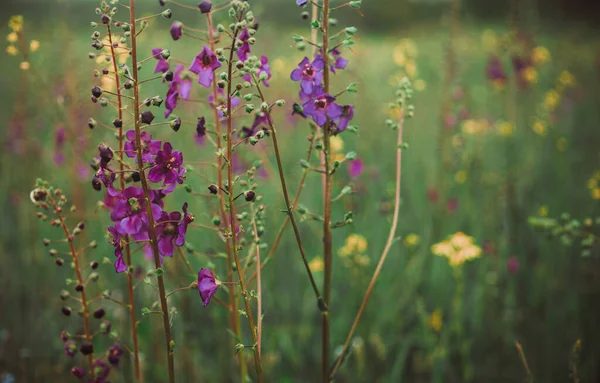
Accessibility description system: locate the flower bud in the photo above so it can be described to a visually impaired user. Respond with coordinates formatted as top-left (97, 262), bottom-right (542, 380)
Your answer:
top-left (91, 86), bottom-right (102, 98)
top-left (141, 110), bottom-right (155, 124)
top-left (244, 190), bottom-right (256, 202)
top-left (208, 184), bottom-right (218, 194)
top-left (198, 1), bottom-right (212, 13)
top-left (164, 70), bottom-right (174, 82)
top-left (80, 343), bottom-right (94, 356)
top-left (93, 308), bottom-right (106, 319)
top-left (170, 117), bottom-right (181, 132)
top-left (161, 9), bottom-right (172, 19)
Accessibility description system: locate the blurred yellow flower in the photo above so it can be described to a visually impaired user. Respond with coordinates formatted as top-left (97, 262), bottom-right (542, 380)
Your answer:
top-left (481, 29), bottom-right (497, 51)
top-left (30, 40), bottom-right (39, 52)
top-left (532, 46), bottom-right (550, 65)
top-left (429, 309), bottom-right (443, 332)
top-left (544, 90), bottom-right (560, 111)
top-left (329, 136), bottom-right (344, 153)
top-left (6, 45), bottom-right (18, 56)
top-left (432, 232), bottom-right (482, 267)
top-left (496, 120), bottom-right (515, 137)
top-left (593, 188), bottom-right (600, 200)
top-left (393, 49), bottom-right (406, 66)
top-left (19, 61), bottom-right (30, 71)
top-left (522, 67), bottom-right (538, 84)
top-left (414, 79), bottom-right (426, 91)
top-left (538, 205), bottom-right (549, 217)
top-left (462, 119), bottom-right (489, 135)
top-left (403, 233), bottom-right (420, 247)
top-left (532, 120), bottom-right (547, 136)
top-left (455, 171), bottom-right (468, 184)
top-left (7, 32), bottom-right (18, 43)
top-left (587, 172), bottom-right (600, 199)
top-left (9, 15), bottom-right (23, 32)
top-left (587, 178), bottom-right (598, 190)
top-left (405, 60), bottom-right (417, 78)
top-left (556, 137), bottom-right (568, 152)
top-left (309, 257), bottom-right (324, 272)
top-left (558, 70), bottom-right (575, 87)
top-left (354, 254), bottom-right (370, 267)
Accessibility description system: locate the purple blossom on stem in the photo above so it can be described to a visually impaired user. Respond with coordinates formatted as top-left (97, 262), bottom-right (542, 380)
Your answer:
top-left (236, 29), bottom-right (252, 62)
top-left (335, 104), bottom-right (354, 132)
top-left (189, 45), bottom-right (221, 88)
top-left (178, 202), bottom-right (194, 246)
top-left (110, 186), bottom-right (162, 237)
top-left (64, 341), bottom-right (77, 358)
top-left (208, 88), bottom-right (240, 119)
top-left (197, 268), bottom-right (220, 306)
top-left (108, 344), bottom-right (125, 367)
top-left (155, 210), bottom-right (182, 257)
top-left (96, 164), bottom-right (119, 197)
top-left (348, 158), bottom-right (364, 178)
top-left (198, 1), bottom-right (212, 13)
top-left (92, 359), bottom-right (110, 381)
top-left (170, 22), bottom-right (183, 41)
top-left (165, 64), bottom-right (192, 118)
top-left (124, 130), bottom-right (161, 163)
top-left (108, 225), bottom-right (127, 273)
top-left (297, 0), bottom-right (308, 5)
top-left (152, 48), bottom-right (170, 74)
top-left (147, 143), bottom-right (185, 192)
top-left (291, 56), bottom-right (324, 95)
top-left (54, 127), bottom-right (66, 165)
top-left (303, 93), bottom-right (342, 126)
top-left (70, 367), bottom-right (85, 379)
top-left (243, 56), bottom-right (272, 87)
top-left (195, 117), bottom-right (206, 145)
top-left (330, 48), bottom-right (348, 73)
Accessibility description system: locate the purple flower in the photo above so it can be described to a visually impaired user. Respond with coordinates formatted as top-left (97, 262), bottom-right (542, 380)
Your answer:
top-left (512, 55), bottom-right (532, 89)
top-left (110, 186), bottom-right (162, 237)
top-left (189, 45), bottom-right (221, 88)
top-left (108, 344), bottom-right (125, 367)
top-left (291, 56), bottom-right (324, 95)
top-left (164, 65), bottom-right (191, 118)
top-left (195, 117), bottom-right (206, 145)
top-left (124, 130), bottom-right (161, 163)
top-left (96, 164), bottom-right (119, 197)
top-left (165, 85), bottom-right (179, 118)
top-left (93, 359), bottom-right (110, 380)
top-left (209, 88), bottom-right (240, 119)
top-left (303, 93), bottom-right (342, 126)
top-left (71, 367), bottom-right (85, 378)
top-left (148, 143), bottom-right (185, 192)
top-left (198, 0), bottom-right (212, 13)
top-left (178, 202), bottom-right (194, 246)
top-left (348, 158), bottom-right (364, 178)
top-left (297, 0), bottom-right (308, 5)
top-left (243, 55), bottom-right (272, 86)
top-left (507, 257), bottom-right (520, 274)
top-left (108, 225), bottom-right (127, 273)
top-left (155, 210), bottom-right (182, 257)
top-left (236, 29), bottom-right (252, 62)
top-left (152, 48), bottom-right (170, 74)
top-left (330, 48), bottom-right (348, 73)
top-left (54, 127), bottom-right (66, 165)
top-left (64, 341), bottom-right (77, 358)
top-left (335, 104), bottom-right (354, 132)
top-left (197, 268), bottom-right (220, 306)
top-left (170, 22), bottom-right (183, 41)
top-left (486, 55), bottom-right (507, 86)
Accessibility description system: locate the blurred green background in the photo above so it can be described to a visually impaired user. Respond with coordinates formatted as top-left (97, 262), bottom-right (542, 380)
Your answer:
top-left (1, 0), bottom-right (600, 382)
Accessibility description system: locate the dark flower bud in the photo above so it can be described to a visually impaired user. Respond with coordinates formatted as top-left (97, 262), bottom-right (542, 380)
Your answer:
top-left (75, 284), bottom-right (84, 292)
top-left (98, 144), bottom-right (114, 164)
top-left (124, 81), bottom-right (133, 89)
top-left (198, 1), bottom-right (212, 13)
top-left (80, 342), bottom-right (94, 355)
top-left (208, 184), bottom-right (218, 194)
top-left (93, 308), bottom-right (106, 319)
top-left (301, 11), bottom-right (310, 20)
top-left (42, 238), bottom-right (50, 246)
top-left (91, 261), bottom-right (99, 270)
top-left (141, 110), bottom-right (154, 124)
top-left (60, 330), bottom-right (69, 342)
top-left (56, 258), bottom-right (64, 266)
top-left (143, 98), bottom-right (152, 107)
top-left (159, 0), bottom-right (166, 5)
top-left (91, 40), bottom-right (103, 50)
top-left (92, 176), bottom-right (102, 191)
top-left (102, 67), bottom-right (109, 75)
top-left (244, 190), bottom-right (256, 202)
top-left (170, 117), bottom-right (181, 132)
top-left (62, 306), bottom-right (72, 316)
top-left (88, 118), bottom-right (97, 129)
top-left (71, 367), bottom-right (85, 378)
top-left (49, 249), bottom-right (58, 256)
top-left (164, 70), bottom-right (174, 82)
top-left (217, 80), bottom-right (226, 89)
top-left (91, 96), bottom-right (98, 103)
top-left (113, 118), bottom-right (123, 128)
top-left (161, 9), bottom-right (172, 19)
top-left (32, 189), bottom-right (47, 202)
top-left (59, 290), bottom-right (70, 301)
top-left (131, 172), bottom-right (141, 182)
top-left (101, 14), bottom-right (110, 24)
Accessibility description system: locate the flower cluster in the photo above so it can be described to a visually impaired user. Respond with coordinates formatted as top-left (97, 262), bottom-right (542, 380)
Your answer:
top-left (5, 15), bottom-right (39, 70)
top-left (431, 232), bottom-right (482, 267)
top-left (338, 233), bottom-right (370, 268)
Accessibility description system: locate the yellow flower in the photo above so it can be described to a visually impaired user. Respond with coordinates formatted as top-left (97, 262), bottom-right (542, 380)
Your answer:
top-left (538, 205), bottom-right (548, 217)
top-left (455, 171), bottom-right (468, 184)
top-left (309, 257), bottom-right (324, 272)
top-left (532, 120), bottom-right (547, 136)
top-left (393, 49), bottom-right (406, 66)
top-left (429, 309), bottom-right (443, 332)
top-left (496, 120), bottom-right (515, 137)
top-left (6, 45), bottom-right (18, 56)
top-left (432, 232), bottom-right (481, 267)
top-left (19, 61), bottom-right (30, 71)
top-left (404, 60), bottom-right (417, 78)
top-left (462, 119), bottom-right (489, 135)
top-left (431, 241), bottom-right (453, 257)
top-left (481, 29), bottom-right (497, 51)
top-left (7, 32), bottom-right (18, 43)
top-left (544, 90), bottom-right (560, 111)
top-left (523, 67), bottom-right (538, 84)
top-left (593, 188), bottom-right (600, 200)
top-left (556, 137), bottom-right (568, 152)
top-left (9, 15), bottom-right (23, 32)
top-left (558, 71), bottom-right (575, 87)
top-left (329, 136), bottom-right (344, 153)
top-left (403, 233), bottom-right (420, 247)
top-left (532, 46), bottom-right (550, 65)
top-left (587, 178), bottom-right (598, 190)
top-left (29, 40), bottom-right (39, 52)
top-left (354, 254), bottom-right (370, 267)
top-left (345, 234), bottom-right (368, 253)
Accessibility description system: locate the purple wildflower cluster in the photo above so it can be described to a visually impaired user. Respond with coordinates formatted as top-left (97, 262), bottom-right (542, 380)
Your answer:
top-left (290, 51), bottom-right (354, 133)
top-left (94, 130), bottom-right (192, 273)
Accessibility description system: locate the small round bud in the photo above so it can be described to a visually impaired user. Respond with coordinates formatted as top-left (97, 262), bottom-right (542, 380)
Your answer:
top-left (91, 261), bottom-right (99, 270)
top-left (55, 258), bottom-right (64, 266)
top-left (161, 9), bottom-right (173, 18)
top-left (208, 184), bottom-right (218, 194)
top-left (62, 306), bottom-right (72, 316)
top-left (170, 117), bottom-right (181, 132)
top-left (101, 14), bottom-right (110, 24)
top-left (131, 172), bottom-right (141, 182)
top-left (113, 118), bottom-right (123, 128)
top-left (244, 190), bottom-right (256, 202)
top-left (301, 11), bottom-right (310, 20)
top-left (164, 70), bottom-right (174, 82)
top-left (75, 284), bottom-right (84, 292)
top-left (212, 216), bottom-right (221, 226)
top-left (124, 81), bottom-right (133, 89)
top-left (93, 308), bottom-right (106, 319)
top-left (91, 86), bottom-right (102, 98)
top-left (42, 238), bottom-right (51, 246)
top-left (80, 343), bottom-right (94, 356)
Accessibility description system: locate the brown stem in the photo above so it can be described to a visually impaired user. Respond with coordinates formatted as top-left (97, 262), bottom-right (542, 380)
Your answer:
top-left (206, 11), bottom-right (246, 379)
top-left (225, 19), bottom-right (262, 381)
top-left (128, 2), bottom-right (175, 382)
top-left (49, 197), bottom-right (94, 379)
top-left (329, 110), bottom-right (404, 379)
top-left (321, 1), bottom-right (333, 381)
top-left (249, 203), bottom-right (262, 358)
top-left (107, 21), bottom-right (142, 382)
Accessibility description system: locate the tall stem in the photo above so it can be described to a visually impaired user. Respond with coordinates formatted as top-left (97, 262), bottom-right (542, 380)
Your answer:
top-left (329, 110), bottom-right (405, 379)
top-left (321, 1), bottom-right (333, 381)
top-left (106, 21), bottom-right (141, 382)
top-left (225, 25), bottom-right (262, 381)
top-left (50, 197), bottom-right (94, 379)
top-left (206, 11), bottom-right (246, 378)
top-left (128, 2), bottom-right (175, 382)
top-left (250, 203), bottom-right (262, 358)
